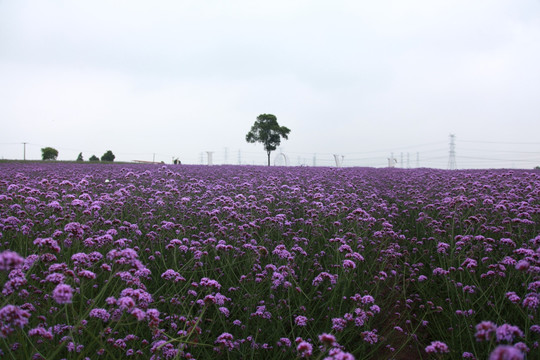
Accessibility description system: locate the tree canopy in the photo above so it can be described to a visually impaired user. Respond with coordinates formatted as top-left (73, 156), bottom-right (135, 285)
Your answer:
top-left (89, 155), bottom-right (100, 162)
top-left (76, 152), bottom-right (84, 162)
top-left (101, 150), bottom-right (115, 162)
top-left (41, 147), bottom-right (58, 161)
top-left (246, 114), bottom-right (290, 166)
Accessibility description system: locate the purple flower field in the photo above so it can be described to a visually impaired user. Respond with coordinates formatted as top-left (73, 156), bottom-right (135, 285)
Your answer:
top-left (0, 163), bottom-right (538, 359)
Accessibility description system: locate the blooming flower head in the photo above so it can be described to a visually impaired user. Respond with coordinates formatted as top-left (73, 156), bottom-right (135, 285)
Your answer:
top-left (475, 321), bottom-right (497, 341)
top-left (28, 326), bottom-right (53, 340)
top-left (489, 345), bottom-right (524, 360)
top-left (332, 317), bottom-right (347, 332)
top-left (515, 260), bottom-right (530, 271)
top-left (437, 242), bottom-right (450, 254)
top-left (361, 330), bottom-right (378, 344)
top-left (215, 332), bottom-right (235, 351)
top-left (277, 337), bottom-right (291, 347)
top-left (496, 324), bottom-right (523, 343)
top-left (522, 293), bottom-right (539, 310)
top-left (297, 341), bottom-right (313, 357)
top-left (89, 308), bottom-right (110, 322)
top-left (425, 341), bottom-right (449, 354)
top-left (318, 333), bottom-right (337, 347)
top-left (116, 296), bottom-right (136, 311)
top-left (325, 348), bottom-right (355, 360)
top-left (0, 250), bottom-right (24, 272)
top-left (0, 305), bottom-right (31, 338)
top-left (219, 307), bottom-right (230, 317)
top-left (295, 315), bottom-right (308, 327)
top-left (52, 284), bottom-right (73, 304)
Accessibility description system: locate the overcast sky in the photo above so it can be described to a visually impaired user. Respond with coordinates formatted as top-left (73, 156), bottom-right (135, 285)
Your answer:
top-left (1, 0), bottom-right (540, 168)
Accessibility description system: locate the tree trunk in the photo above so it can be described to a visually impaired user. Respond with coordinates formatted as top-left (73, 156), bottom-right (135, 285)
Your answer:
top-left (267, 151), bottom-right (271, 166)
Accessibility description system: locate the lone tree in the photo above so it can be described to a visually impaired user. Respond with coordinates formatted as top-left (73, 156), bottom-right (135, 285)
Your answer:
top-left (41, 147), bottom-right (58, 161)
top-left (89, 155), bottom-right (100, 162)
top-left (246, 114), bottom-right (291, 166)
top-left (76, 152), bottom-right (84, 162)
top-left (101, 150), bottom-right (115, 162)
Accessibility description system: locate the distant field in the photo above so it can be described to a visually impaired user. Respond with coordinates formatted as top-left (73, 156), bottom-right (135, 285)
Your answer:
top-left (0, 163), bottom-right (538, 359)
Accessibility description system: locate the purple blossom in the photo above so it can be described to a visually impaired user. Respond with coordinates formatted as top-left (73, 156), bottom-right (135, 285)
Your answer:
top-left (475, 321), bottom-right (497, 341)
top-left (33, 238), bottom-right (61, 253)
top-left (45, 273), bottom-right (66, 284)
top-left (488, 345), bottom-right (524, 360)
top-left (496, 324), bottom-right (524, 343)
top-left (332, 317), bottom-right (348, 332)
top-left (218, 307), bottom-right (230, 317)
top-left (425, 341), bottom-right (449, 354)
top-left (52, 284), bottom-right (73, 304)
top-left (515, 260), bottom-right (530, 271)
top-left (0, 250), bottom-right (24, 271)
top-left (251, 305), bottom-right (271, 319)
top-left (89, 308), bottom-right (110, 322)
top-left (313, 272), bottom-right (338, 286)
top-left (294, 315), bottom-right (308, 327)
top-left (361, 330), bottom-right (378, 344)
top-left (325, 348), bottom-right (355, 360)
top-left (522, 294), bottom-right (539, 310)
top-left (0, 305), bottom-right (31, 338)
top-left (161, 269), bottom-right (186, 282)
top-left (28, 326), bottom-right (53, 340)
top-left (117, 296), bottom-right (136, 311)
top-left (277, 337), bottom-right (291, 347)
top-left (297, 340), bottom-right (313, 357)
top-left (215, 332), bottom-right (235, 351)
top-left (318, 333), bottom-right (338, 347)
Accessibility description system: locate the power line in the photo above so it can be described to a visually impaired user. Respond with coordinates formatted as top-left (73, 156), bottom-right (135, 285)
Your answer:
top-left (458, 155), bottom-right (537, 162)
top-left (460, 140), bottom-right (540, 145)
top-left (459, 148), bottom-right (540, 154)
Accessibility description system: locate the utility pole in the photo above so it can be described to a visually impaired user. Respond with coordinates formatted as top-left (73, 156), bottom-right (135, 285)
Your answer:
top-left (22, 142), bottom-right (27, 161)
top-left (313, 153), bottom-right (317, 167)
top-left (448, 134), bottom-right (457, 170)
top-left (153, 153), bottom-right (155, 163)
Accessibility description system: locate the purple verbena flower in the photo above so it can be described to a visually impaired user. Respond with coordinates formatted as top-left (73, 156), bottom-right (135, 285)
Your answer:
top-left (52, 284), bottom-right (73, 304)
top-left (425, 341), bottom-right (449, 354)
top-left (0, 250), bottom-right (24, 272)
top-left (488, 345), bottom-right (524, 360)
top-left (0, 305), bottom-right (31, 338)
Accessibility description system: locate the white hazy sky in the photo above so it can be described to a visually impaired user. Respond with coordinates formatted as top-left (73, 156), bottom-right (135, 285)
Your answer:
top-left (1, 0), bottom-right (540, 168)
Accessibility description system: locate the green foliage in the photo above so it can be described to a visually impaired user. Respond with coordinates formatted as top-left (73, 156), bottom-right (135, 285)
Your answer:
top-left (89, 155), bottom-right (100, 162)
top-left (246, 114), bottom-right (291, 166)
top-left (100, 150), bottom-right (115, 162)
top-left (76, 152), bottom-right (84, 162)
top-left (41, 147), bottom-right (58, 161)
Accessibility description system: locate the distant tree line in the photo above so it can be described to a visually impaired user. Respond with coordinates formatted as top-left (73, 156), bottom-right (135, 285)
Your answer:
top-left (41, 147), bottom-right (115, 162)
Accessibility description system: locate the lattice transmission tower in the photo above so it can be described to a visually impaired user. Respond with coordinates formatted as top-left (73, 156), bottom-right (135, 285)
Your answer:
top-left (448, 134), bottom-right (457, 170)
